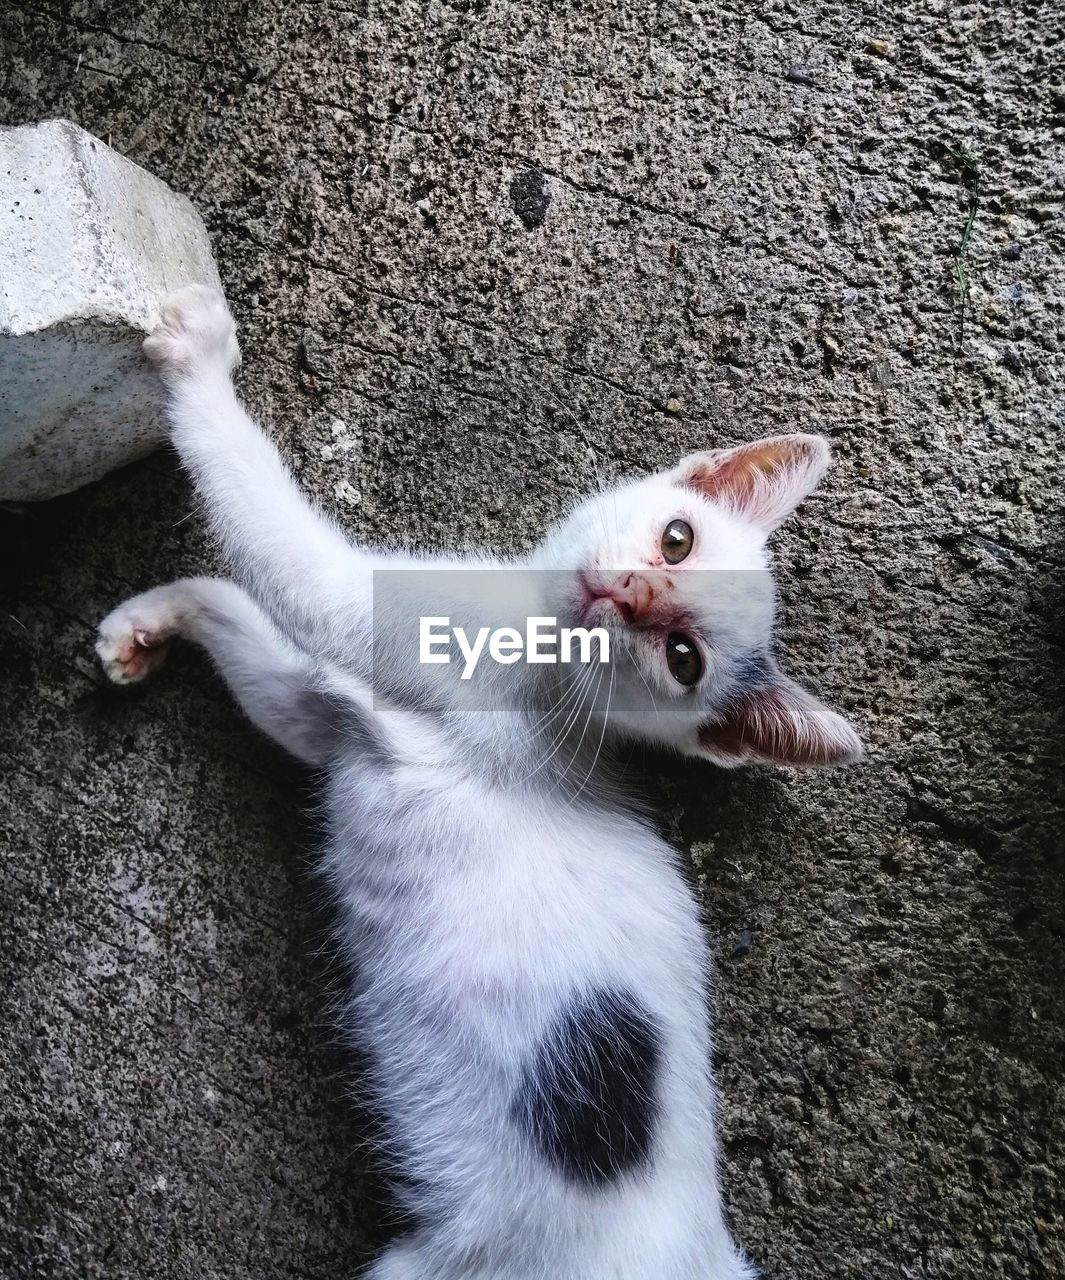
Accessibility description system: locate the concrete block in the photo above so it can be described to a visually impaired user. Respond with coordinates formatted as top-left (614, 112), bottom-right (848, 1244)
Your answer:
top-left (0, 119), bottom-right (221, 501)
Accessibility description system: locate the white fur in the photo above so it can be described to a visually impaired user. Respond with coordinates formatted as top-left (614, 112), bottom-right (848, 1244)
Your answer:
top-left (98, 287), bottom-right (862, 1278)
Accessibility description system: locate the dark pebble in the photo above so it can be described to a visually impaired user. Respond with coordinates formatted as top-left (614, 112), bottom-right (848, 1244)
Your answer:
top-left (732, 929), bottom-right (755, 960)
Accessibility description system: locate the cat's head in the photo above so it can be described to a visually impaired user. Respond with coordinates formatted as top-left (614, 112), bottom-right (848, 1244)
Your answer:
top-left (538, 434), bottom-right (862, 769)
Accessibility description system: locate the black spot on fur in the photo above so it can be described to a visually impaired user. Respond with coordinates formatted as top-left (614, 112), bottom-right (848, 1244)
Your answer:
top-left (514, 987), bottom-right (660, 1186)
top-left (732, 649), bottom-right (773, 690)
top-left (509, 168), bottom-right (551, 230)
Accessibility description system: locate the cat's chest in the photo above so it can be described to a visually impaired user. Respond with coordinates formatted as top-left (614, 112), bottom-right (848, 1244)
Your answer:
top-left (330, 785), bottom-right (700, 980)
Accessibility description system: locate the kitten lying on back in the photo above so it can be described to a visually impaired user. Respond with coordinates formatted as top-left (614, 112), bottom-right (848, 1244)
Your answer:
top-left (96, 287), bottom-right (861, 1280)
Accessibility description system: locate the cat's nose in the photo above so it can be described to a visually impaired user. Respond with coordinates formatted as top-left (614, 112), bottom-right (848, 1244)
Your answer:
top-left (609, 572), bottom-right (655, 622)
top-left (578, 570), bottom-right (658, 623)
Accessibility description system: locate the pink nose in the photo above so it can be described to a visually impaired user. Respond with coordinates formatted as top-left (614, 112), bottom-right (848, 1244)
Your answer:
top-left (605, 572), bottom-right (655, 622)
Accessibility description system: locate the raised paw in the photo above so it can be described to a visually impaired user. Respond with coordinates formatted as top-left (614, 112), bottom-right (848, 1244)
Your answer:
top-left (143, 284), bottom-right (240, 385)
top-left (96, 593), bottom-right (183, 684)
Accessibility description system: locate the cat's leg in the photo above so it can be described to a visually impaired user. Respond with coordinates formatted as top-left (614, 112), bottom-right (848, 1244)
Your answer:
top-left (142, 286), bottom-right (376, 658)
top-left (96, 577), bottom-right (370, 766)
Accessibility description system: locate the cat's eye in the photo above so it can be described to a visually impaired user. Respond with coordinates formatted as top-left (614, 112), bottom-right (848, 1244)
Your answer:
top-left (666, 633), bottom-right (703, 686)
top-left (661, 519), bottom-right (694, 565)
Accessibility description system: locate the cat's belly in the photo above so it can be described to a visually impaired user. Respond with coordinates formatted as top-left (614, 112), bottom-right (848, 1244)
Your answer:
top-left (318, 756), bottom-right (738, 1276)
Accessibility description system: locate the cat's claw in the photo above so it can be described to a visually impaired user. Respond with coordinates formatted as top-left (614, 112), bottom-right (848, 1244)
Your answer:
top-left (143, 284), bottom-right (241, 385)
top-left (96, 605), bottom-right (174, 684)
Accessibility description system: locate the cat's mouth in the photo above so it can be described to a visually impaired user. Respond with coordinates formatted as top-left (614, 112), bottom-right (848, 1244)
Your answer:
top-left (576, 570), bottom-right (630, 627)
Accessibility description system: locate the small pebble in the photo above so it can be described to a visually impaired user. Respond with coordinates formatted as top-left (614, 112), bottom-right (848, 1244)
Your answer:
top-left (732, 929), bottom-right (755, 959)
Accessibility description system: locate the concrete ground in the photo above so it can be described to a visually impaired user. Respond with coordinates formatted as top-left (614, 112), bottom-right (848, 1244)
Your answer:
top-left (1, 2), bottom-right (1063, 1277)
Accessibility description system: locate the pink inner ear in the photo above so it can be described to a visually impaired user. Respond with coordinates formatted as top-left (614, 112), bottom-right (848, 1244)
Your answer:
top-left (685, 440), bottom-right (801, 501)
top-left (678, 435), bottom-right (830, 533)
top-left (699, 679), bottom-right (862, 768)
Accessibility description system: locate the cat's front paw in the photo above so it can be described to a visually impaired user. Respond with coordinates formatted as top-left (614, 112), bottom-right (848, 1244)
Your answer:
top-left (143, 285), bottom-right (241, 386)
top-left (96, 592), bottom-right (181, 684)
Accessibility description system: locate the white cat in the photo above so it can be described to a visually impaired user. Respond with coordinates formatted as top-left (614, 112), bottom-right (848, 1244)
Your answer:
top-left (96, 286), bottom-right (861, 1280)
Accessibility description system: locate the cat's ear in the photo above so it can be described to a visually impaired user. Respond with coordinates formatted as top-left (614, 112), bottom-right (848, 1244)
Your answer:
top-left (694, 664), bottom-right (862, 769)
top-left (672, 434), bottom-right (831, 533)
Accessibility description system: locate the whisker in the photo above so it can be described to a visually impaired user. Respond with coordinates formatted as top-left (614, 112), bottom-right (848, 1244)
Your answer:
top-left (555, 658), bottom-right (606, 799)
top-left (517, 660), bottom-right (599, 785)
top-left (568, 659), bottom-right (615, 804)
top-left (539, 660), bottom-right (601, 795)
top-left (630, 657), bottom-right (662, 723)
top-left (523, 671), bottom-right (581, 741)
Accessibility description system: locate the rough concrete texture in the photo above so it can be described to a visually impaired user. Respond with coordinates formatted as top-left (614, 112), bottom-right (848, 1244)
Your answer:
top-left (1, 2), bottom-right (1063, 1278)
top-left (0, 118), bottom-right (221, 500)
